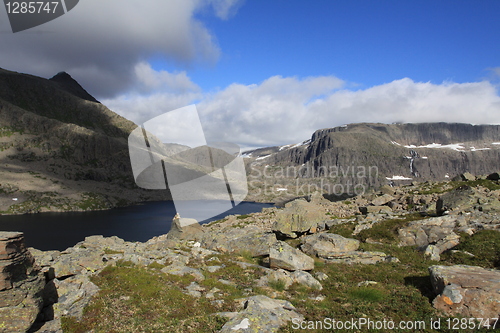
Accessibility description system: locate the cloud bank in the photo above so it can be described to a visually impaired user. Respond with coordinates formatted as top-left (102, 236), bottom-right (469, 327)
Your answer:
top-left (0, 0), bottom-right (244, 97)
top-left (103, 66), bottom-right (500, 148)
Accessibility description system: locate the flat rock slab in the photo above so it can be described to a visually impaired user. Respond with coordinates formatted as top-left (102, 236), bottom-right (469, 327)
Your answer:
top-left (301, 233), bottom-right (360, 258)
top-left (269, 241), bottom-right (314, 271)
top-left (219, 295), bottom-right (304, 333)
top-left (429, 265), bottom-right (500, 322)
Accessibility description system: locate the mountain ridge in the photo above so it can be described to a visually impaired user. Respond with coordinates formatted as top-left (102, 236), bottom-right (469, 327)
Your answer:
top-left (0, 68), bottom-right (170, 214)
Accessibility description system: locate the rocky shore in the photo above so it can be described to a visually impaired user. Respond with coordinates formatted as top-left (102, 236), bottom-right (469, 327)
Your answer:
top-left (1, 173), bottom-right (500, 332)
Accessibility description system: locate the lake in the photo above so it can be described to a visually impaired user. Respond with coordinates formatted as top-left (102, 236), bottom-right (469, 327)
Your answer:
top-left (0, 201), bottom-right (273, 251)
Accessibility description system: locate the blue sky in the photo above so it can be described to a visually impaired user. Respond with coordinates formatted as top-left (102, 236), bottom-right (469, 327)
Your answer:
top-left (156, 0), bottom-right (500, 91)
top-left (1, 0), bottom-right (499, 148)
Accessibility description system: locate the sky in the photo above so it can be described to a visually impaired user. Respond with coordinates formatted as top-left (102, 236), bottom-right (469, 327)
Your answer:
top-left (1, 0), bottom-right (499, 149)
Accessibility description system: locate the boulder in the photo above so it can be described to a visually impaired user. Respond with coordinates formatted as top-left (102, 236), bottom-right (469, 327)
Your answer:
top-left (487, 172), bottom-right (500, 181)
top-left (429, 265), bottom-right (500, 324)
top-left (359, 206), bottom-right (392, 215)
top-left (289, 270), bottom-right (323, 290)
top-left (436, 185), bottom-right (478, 214)
top-left (398, 215), bottom-right (457, 248)
top-left (201, 226), bottom-right (277, 257)
top-left (257, 269), bottom-right (322, 290)
top-left (219, 295), bottom-right (304, 333)
top-left (300, 233), bottom-right (359, 258)
top-left (322, 251), bottom-right (398, 264)
top-left (52, 274), bottom-right (100, 320)
top-left (167, 213), bottom-right (204, 240)
top-left (0, 232), bottom-right (45, 333)
top-left (371, 194), bottom-right (395, 206)
top-left (272, 199), bottom-right (326, 238)
top-left (269, 241), bottom-right (315, 271)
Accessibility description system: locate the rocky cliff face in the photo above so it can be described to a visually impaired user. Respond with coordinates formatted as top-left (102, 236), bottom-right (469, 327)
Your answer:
top-left (245, 123), bottom-right (500, 201)
top-left (0, 68), bottom-right (170, 214)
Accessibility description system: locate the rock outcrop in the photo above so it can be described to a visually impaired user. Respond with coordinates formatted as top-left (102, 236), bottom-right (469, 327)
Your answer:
top-left (272, 199), bottom-right (327, 238)
top-left (429, 265), bottom-right (500, 326)
top-left (0, 232), bottom-right (45, 333)
top-left (0, 67), bottom-right (170, 214)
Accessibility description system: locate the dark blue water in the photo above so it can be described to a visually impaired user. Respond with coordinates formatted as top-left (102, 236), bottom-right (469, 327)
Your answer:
top-left (0, 201), bottom-right (273, 251)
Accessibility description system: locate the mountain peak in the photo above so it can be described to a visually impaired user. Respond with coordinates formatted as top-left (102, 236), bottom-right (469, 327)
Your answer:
top-left (49, 71), bottom-right (100, 103)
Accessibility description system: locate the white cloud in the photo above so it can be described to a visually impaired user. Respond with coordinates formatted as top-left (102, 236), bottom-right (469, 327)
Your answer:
top-left (103, 71), bottom-right (500, 148)
top-left (0, 0), bottom-right (243, 97)
top-left (134, 62), bottom-right (200, 94)
top-left (196, 77), bottom-right (500, 148)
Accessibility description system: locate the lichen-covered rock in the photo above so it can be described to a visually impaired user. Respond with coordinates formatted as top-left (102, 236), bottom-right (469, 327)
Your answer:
top-left (269, 241), bottom-right (314, 271)
top-left (272, 199), bottom-right (326, 238)
top-left (429, 265), bottom-right (500, 324)
top-left (300, 233), bottom-right (359, 258)
top-left (218, 295), bottom-right (304, 333)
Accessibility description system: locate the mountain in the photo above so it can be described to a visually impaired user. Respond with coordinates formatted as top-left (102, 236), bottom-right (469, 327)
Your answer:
top-left (244, 123), bottom-right (500, 202)
top-left (0, 68), bottom-right (170, 214)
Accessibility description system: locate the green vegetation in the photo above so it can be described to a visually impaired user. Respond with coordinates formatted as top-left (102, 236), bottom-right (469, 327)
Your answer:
top-left (62, 262), bottom-right (227, 333)
top-left (356, 213), bottom-right (426, 243)
top-left (268, 278), bottom-right (287, 292)
top-left (441, 230), bottom-right (500, 268)
top-left (0, 126), bottom-right (22, 137)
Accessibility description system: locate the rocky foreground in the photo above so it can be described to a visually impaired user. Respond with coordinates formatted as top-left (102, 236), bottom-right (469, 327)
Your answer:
top-left (1, 173), bottom-right (500, 332)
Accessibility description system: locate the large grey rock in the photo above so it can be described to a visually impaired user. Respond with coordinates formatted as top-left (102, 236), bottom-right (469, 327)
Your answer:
top-left (371, 194), bottom-right (395, 206)
top-left (269, 241), bottom-right (315, 271)
top-left (0, 232), bottom-right (45, 333)
top-left (429, 265), bottom-right (500, 324)
top-left (300, 233), bottom-right (360, 258)
top-left (398, 215), bottom-right (457, 248)
top-left (436, 185), bottom-right (478, 214)
top-left (452, 172), bottom-right (476, 181)
top-left (219, 295), bottom-right (304, 333)
top-left (322, 251), bottom-right (397, 264)
top-left (289, 270), bottom-right (323, 290)
top-left (272, 199), bottom-right (326, 238)
top-left (201, 226), bottom-right (277, 257)
top-left (257, 269), bottom-right (322, 290)
top-left (359, 205), bottom-right (392, 215)
top-left (52, 274), bottom-right (100, 320)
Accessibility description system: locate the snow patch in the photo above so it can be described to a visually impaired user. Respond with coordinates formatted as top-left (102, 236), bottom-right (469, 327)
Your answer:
top-left (256, 155), bottom-right (270, 160)
top-left (276, 188), bottom-right (288, 192)
top-left (386, 176), bottom-right (413, 181)
top-left (404, 143), bottom-right (465, 151)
